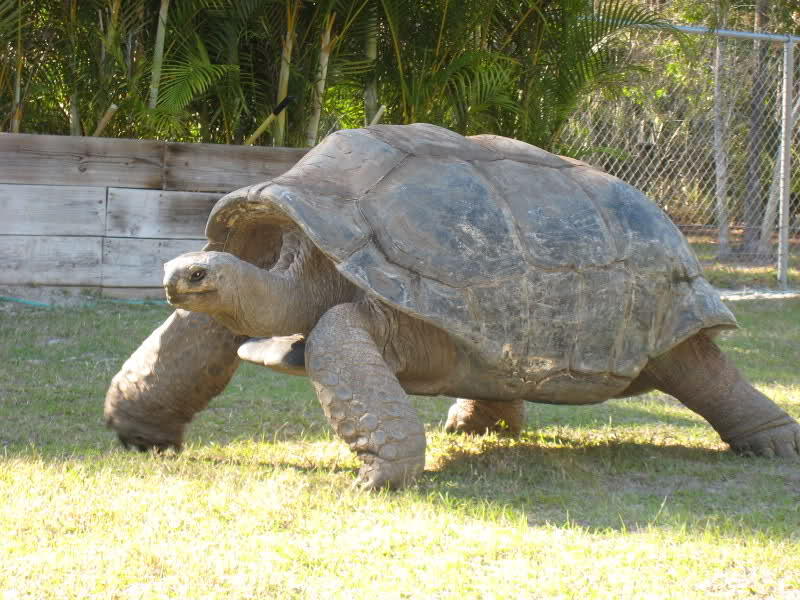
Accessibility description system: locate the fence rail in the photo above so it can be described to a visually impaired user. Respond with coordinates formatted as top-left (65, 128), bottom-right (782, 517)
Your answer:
top-left (0, 133), bottom-right (306, 192)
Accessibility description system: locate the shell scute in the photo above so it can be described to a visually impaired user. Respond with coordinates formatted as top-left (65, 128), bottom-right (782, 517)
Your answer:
top-left (368, 123), bottom-right (499, 161)
top-left (468, 134), bottom-right (578, 168)
top-left (358, 157), bottom-right (524, 287)
top-left (339, 241), bottom-right (477, 343)
top-left (571, 267), bottom-right (629, 375)
top-left (568, 167), bottom-right (702, 278)
top-left (525, 270), bottom-right (579, 376)
top-left (478, 159), bottom-right (618, 269)
top-left (468, 278), bottom-right (529, 366)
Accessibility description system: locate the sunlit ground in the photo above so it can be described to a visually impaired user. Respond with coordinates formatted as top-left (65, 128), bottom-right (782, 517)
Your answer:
top-left (1, 298), bottom-right (798, 599)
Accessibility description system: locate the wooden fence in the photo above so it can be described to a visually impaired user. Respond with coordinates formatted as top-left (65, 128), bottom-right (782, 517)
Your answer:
top-left (0, 134), bottom-right (307, 301)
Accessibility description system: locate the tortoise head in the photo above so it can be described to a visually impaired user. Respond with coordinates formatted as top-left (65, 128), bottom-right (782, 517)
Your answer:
top-left (162, 250), bottom-right (258, 318)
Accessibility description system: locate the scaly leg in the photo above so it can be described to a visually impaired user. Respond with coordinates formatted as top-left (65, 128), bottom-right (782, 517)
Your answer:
top-left (306, 303), bottom-right (426, 489)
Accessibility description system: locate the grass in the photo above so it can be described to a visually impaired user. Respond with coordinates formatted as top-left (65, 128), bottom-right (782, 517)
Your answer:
top-left (686, 232), bottom-right (800, 290)
top-left (1, 298), bottom-right (799, 599)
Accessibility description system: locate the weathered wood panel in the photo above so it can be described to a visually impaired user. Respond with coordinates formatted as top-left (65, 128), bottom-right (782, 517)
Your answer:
top-left (102, 287), bottom-right (167, 301)
top-left (0, 134), bottom-right (312, 297)
top-left (102, 237), bottom-right (202, 287)
top-left (0, 184), bottom-right (106, 236)
top-left (164, 141), bottom-right (307, 192)
top-left (0, 235), bottom-right (102, 285)
top-left (107, 188), bottom-right (219, 239)
top-left (0, 134), bottom-right (163, 189)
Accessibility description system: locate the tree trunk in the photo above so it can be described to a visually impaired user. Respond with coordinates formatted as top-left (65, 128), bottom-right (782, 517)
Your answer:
top-left (92, 103), bottom-right (119, 136)
top-left (363, 4), bottom-right (378, 125)
top-left (304, 14), bottom-right (335, 147)
top-left (713, 20), bottom-right (731, 257)
top-left (10, 0), bottom-right (22, 133)
top-left (69, 92), bottom-right (81, 136)
top-left (274, 0), bottom-right (299, 147)
top-left (148, 0), bottom-right (170, 109)
top-left (739, 0), bottom-right (770, 256)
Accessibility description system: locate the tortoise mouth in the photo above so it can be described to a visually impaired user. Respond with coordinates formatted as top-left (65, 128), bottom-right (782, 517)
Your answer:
top-left (164, 289), bottom-right (215, 306)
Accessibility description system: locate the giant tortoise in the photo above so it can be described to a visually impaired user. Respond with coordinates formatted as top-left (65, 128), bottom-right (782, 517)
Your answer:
top-left (104, 123), bottom-right (800, 489)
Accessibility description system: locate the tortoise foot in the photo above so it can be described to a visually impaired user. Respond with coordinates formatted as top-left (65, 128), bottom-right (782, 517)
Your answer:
top-left (445, 398), bottom-right (524, 437)
top-left (729, 420), bottom-right (800, 459)
top-left (355, 454), bottom-right (425, 490)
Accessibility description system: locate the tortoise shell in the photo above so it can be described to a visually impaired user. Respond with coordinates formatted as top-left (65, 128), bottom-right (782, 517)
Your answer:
top-left (206, 123), bottom-right (735, 399)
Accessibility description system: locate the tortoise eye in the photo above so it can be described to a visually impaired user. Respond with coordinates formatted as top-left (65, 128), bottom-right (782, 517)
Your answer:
top-left (190, 269), bottom-right (207, 282)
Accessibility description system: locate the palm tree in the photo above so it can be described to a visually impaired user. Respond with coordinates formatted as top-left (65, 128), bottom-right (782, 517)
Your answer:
top-left (1, 0), bottom-right (669, 151)
top-left (369, 0), bottom-right (670, 150)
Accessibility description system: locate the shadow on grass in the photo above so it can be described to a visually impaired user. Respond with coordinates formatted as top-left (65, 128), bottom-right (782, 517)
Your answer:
top-left (416, 434), bottom-right (800, 539)
top-left (0, 392), bottom-right (762, 458)
top-left (171, 427), bottom-right (800, 539)
top-left (6, 407), bottom-right (798, 540)
top-left (167, 411), bottom-right (800, 540)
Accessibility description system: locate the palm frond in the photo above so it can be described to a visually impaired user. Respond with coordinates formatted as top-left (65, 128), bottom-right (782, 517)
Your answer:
top-left (0, 0), bottom-right (24, 44)
top-left (159, 59), bottom-right (237, 111)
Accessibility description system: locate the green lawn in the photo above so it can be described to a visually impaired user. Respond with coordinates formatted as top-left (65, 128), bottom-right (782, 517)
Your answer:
top-left (687, 233), bottom-right (800, 290)
top-left (1, 298), bottom-right (799, 599)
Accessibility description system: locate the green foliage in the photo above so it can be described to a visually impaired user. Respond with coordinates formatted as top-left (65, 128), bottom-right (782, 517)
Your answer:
top-left (0, 0), bottom-right (21, 44)
top-left (1, 0), bottom-right (673, 149)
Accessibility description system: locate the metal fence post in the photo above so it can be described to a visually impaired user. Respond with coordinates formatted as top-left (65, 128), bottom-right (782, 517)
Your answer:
top-left (778, 38), bottom-right (794, 288)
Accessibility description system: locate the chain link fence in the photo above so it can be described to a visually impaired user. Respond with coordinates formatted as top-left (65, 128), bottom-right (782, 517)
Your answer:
top-left (560, 26), bottom-right (799, 288)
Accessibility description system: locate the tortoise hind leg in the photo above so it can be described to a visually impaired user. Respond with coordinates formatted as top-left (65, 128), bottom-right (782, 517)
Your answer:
top-left (445, 398), bottom-right (525, 436)
top-left (642, 333), bottom-right (800, 458)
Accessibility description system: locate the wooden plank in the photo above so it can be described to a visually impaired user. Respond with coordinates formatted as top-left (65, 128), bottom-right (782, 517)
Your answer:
top-left (107, 188), bottom-right (219, 239)
top-left (0, 133), bottom-right (163, 189)
top-left (102, 237), bottom-right (203, 287)
top-left (0, 184), bottom-right (106, 236)
top-left (101, 287), bottom-right (168, 301)
top-left (0, 235), bottom-right (102, 285)
top-left (164, 142), bottom-right (307, 192)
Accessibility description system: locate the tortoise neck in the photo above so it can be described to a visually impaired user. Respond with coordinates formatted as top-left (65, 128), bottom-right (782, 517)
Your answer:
top-left (215, 244), bottom-right (356, 338)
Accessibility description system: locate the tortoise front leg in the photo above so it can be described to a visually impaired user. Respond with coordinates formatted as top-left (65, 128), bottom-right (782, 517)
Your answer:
top-left (445, 398), bottom-right (525, 436)
top-left (306, 304), bottom-right (426, 489)
top-left (104, 310), bottom-right (244, 451)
